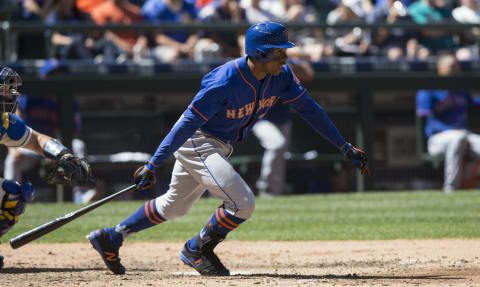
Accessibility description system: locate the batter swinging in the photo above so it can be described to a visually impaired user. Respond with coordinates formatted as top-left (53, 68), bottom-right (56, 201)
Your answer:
top-left (88, 21), bottom-right (370, 276)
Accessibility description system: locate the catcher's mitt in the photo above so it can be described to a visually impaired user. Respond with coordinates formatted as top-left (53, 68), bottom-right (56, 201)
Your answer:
top-left (46, 155), bottom-right (96, 188)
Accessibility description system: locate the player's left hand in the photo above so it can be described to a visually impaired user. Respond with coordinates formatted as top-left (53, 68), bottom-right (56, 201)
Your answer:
top-left (46, 155), bottom-right (96, 188)
top-left (134, 164), bottom-right (156, 191)
top-left (341, 143), bottom-right (370, 175)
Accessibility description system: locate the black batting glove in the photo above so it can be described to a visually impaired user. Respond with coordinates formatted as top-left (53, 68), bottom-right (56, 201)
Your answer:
top-left (134, 164), bottom-right (156, 191)
top-left (341, 143), bottom-right (370, 176)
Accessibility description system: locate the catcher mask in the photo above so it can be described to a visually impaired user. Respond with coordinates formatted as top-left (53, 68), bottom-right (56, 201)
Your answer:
top-left (0, 67), bottom-right (22, 114)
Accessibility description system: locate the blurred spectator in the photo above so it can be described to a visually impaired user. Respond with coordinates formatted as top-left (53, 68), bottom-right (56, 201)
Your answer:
top-left (453, 0), bottom-right (480, 22)
top-left (241, 0), bottom-right (325, 61)
top-left (197, 0), bottom-right (246, 59)
top-left (408, 0), bottom-right (457, 59)
top-left (12, 0), bottom-right (47, 59)
top-left (19, 0), bottom-right (46, 19)
top-left (4, 59), bottom-right (97, 204)
top-left (195, 0), bottom-right (214, 10)
top-left (374, 0), bottom-right (412, 9)
top-left (281, 0), bottom-right (317, 22)
top-left (325, 0), bottom-right (371, 56)
top-left (43, 0), bottom-right (93, 59)
top-left (367, 0), bottom-right (417, 60)
top-left (416, 53), bottom-right (480, 193)
top-left (90, 0), bottom-right (148, 62)
top-left (141, 0), bottom-right (199, 62)
top-left (452, 0), bottom-right (480, 60)
top-left (76, 0), bottom-right (106, 14)
top-left (242, 0), bottom-right (282, 23)
top-left (280, 0), bottom-right (327, 61)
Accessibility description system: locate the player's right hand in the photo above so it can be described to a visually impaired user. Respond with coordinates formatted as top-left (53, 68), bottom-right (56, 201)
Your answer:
top-left (341, 143), bottom-right (370, 176)
top-left (134, 164), bottom-right (156, 191)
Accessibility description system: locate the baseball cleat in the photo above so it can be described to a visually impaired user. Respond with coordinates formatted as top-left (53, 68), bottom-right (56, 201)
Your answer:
top-left (180, 242), bottom-right (230, 276)
top-left (88, 229), bottom-right (125, 275)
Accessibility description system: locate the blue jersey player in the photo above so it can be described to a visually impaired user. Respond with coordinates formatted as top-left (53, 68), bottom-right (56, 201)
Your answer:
top-left (0, 67), bottom-right (94, 269)
top-left (416, 54), bottom-right (480, 192)
top-left (88, 21), bottom-right (370, 276)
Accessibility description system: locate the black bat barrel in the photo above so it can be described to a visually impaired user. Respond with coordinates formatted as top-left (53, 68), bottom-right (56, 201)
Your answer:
top-left (10, 184), bottom-right (136, 249)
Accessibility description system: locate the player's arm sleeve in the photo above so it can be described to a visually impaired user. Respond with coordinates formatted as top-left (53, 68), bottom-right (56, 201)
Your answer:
top-left (416, 90), bottom-right (433, 117)
top-left (1, 113), bottom-right (32, 148)
top-left (147, 88), bottom-right (225, 169)
top-left (185, 0), bottom-right (198, 19)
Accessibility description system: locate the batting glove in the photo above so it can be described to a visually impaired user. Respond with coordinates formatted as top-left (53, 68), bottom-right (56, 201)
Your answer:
top-left (341, 143), bottom-right (370, 176)
top-left (134, 164), bottom-right (156, 191)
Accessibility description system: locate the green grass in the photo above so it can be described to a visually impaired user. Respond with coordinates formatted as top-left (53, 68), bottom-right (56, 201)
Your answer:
top-left (1, 190), bottom-right (479, 244)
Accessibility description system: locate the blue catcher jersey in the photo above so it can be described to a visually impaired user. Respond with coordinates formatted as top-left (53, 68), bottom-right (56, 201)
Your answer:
top-left (149, 56), bottom-right (346, 168)
top-left (0, 112), bottom-right (32, 148)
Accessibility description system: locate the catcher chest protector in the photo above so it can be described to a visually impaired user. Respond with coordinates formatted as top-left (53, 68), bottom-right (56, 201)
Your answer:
top-left (0, 67), bottom-right (22, 114)
top-left (245, 21), bottom-right (296, 63)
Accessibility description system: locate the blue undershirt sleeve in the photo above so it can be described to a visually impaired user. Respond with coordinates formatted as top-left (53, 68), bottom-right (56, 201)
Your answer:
top-left (416, 90), bottom-right (433, 116)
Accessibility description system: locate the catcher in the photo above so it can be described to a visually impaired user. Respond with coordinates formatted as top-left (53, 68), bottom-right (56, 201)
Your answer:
top-left (0, 66), bottom-right (95, 269)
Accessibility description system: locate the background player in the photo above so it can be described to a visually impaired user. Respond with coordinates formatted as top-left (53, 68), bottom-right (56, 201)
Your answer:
top-left (252, 58), bottom-right (315, 196)
top-left (0, 67), bottom-right (94, 269)
top-left (251, 102), bottom-right (292, 196)
top-left (88, 21), bottom-right (370, 276)
top-left (416, 53), bottom-right (480, 192)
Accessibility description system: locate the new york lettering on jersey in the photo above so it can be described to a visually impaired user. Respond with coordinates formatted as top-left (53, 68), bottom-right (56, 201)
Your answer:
top-left (187, 56), bottom-right (304, 142)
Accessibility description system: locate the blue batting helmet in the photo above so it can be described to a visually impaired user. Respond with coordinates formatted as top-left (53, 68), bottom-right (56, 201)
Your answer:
top-left (245, 21), bottom-right (296, 63)
top-left (0, 67), bottom-right (22, 113)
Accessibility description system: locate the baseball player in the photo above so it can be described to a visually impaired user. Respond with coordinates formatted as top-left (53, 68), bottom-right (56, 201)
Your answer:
top-left (0, 67), bottom-right (95, 269)
top-left (251, 101), bottom-right (292, 196)
top-left (417, 54), bottom-right (480, 192)
top-left (88, 21), bottom-right (370, 276)
top-left (4, 60), bottom-right (97, 205)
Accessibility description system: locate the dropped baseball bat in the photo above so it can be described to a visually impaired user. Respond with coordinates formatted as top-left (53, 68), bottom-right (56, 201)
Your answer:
top-left (10, 184), bottom-right (137, 249)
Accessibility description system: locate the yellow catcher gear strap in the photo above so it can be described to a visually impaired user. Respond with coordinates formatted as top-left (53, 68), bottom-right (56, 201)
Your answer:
top-left (1, 112), bottom-right (9, 140)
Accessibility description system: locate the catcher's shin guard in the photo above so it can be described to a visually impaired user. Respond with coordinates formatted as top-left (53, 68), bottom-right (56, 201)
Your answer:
top-left (180, 224), bottom-right (230, 276)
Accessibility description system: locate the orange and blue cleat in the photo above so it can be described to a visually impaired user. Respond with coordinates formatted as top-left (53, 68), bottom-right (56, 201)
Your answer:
top-left (88, 229), bottom-right (125, 275)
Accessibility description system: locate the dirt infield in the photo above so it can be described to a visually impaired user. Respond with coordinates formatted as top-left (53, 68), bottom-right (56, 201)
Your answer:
top-left (1, 239), bottom-right (479, 287)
